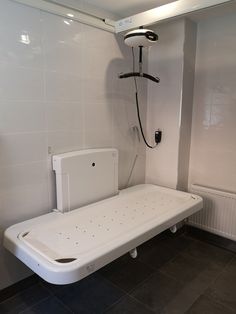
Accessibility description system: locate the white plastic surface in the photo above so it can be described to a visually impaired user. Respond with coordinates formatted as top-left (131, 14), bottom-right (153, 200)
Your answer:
top-left (53, 149), bottom-right (118, 212)
top-left (13, 0), bottom-right (115, 33)
top-left (4, 184), bottom-right (202, 284)
top-left (124, 29), bottom-right (158, 47)
top-left (115, 0), bottom-right (233, 33)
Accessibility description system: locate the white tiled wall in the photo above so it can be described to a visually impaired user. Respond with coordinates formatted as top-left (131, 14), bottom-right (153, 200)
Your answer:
top-left (189, 12), bottom-right (236, 192)
top-left (0, 0), bottom-right (146, 289)
top-left (145, 19), bottom-right (197, 191)
top-left (177, 20), bottom-right (196, 191)
top-left (145, 20), bottom-right (185, 188)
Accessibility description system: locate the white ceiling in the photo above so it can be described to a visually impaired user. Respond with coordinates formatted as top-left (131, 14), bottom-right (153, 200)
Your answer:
top-left (83, 0), bottom-right (176, 17)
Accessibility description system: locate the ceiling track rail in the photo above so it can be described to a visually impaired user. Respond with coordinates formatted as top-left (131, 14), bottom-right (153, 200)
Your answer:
top-left (11, 0), bottom-right (115, 33)
top-left (115, 0), bottom-right (235, 33)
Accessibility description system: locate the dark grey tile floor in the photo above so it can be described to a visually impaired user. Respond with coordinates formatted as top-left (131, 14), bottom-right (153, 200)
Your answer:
top-left (1, 231), bottom-right (236, 314)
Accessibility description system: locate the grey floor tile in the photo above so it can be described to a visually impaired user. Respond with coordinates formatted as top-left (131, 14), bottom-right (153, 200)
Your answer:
top-left (186, 295), bottom-right (234, 314)
top-left (160, 285), bottom-right (200, 314)
top-left (182, 240), bottom-right (234, 268)
top-left (224, 255), bottom-right (236, 273)
top-left (19, 296), bottom-right (72, 314)
top-left (0, 284), bottom-right (50, 314)
top-left (105, 295), bottom-right (155, 314)
top-left (54, 273), bottom-right (124, 313)
top-left (160, 253), bottom-right (222, 294)
top-left (156, 234), bottom-right (193, 252)
top-left (39, 279), bottom-right (73, 294)
top-left (100, 253), bottom-right (155, 292)
top-left (205, 262), bottom-right (236, 311)
top-left (137, 242), bottom-right (179, 270)
top-left (157, 252), bottom-right (228, 314)
top-left (130, 271), bottom-right (185, 313)
top-left (138, 234), bottom-right (192, 270)
top-left (138, 231), bottom-right (175, 249)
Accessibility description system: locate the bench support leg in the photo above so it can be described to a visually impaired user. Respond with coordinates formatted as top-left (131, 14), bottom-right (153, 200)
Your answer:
top-left (129, 248), bottom-right (138, 258)
top-left (170, 224), bottom-right (177, 233)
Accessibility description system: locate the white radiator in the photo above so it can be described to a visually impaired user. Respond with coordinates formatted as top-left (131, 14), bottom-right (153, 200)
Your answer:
top-left (188, 184), bottom-right (236, 241)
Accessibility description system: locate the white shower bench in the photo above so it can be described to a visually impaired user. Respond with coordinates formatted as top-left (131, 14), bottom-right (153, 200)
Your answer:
top-left (4, 149), bottom-right (202, 284)
top-left (4, 184), bottom-right (202, 284)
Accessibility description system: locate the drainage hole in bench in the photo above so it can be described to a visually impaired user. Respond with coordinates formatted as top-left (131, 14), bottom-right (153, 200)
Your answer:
top-left (55, 258), bottom-right (77, 263)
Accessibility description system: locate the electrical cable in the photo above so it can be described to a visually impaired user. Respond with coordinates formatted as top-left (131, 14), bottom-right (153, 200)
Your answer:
top-left (131, 48), bottom-right (157, 149)
top-left (126, 153), bottom-right (139, 188)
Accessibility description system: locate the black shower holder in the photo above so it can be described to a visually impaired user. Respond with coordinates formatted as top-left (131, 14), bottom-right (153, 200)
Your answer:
top-left (119, 46), bottom-right (160, 84)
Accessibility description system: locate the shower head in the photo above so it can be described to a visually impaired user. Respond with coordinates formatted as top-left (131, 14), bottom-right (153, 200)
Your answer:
top-left (119, 27), bottom-right (160, 84)
top-left (124, 28), bottom-right (158, 48)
